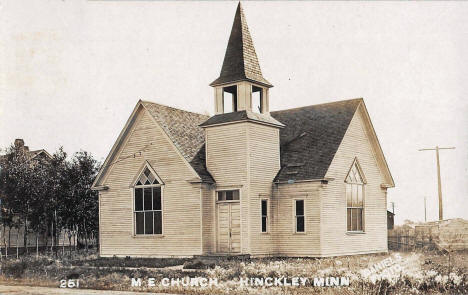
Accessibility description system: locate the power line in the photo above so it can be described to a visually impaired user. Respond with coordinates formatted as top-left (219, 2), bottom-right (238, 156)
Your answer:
top-left (418, 146), bottom-right (455, 221)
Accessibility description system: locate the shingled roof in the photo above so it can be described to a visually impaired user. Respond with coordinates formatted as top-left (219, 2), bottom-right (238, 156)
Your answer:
top-left (199, 110), bottom-right (284, 128)
top-left (210, 2), bottom-right (272, 88)
top-left (142, 101), bottom-right (214, 183)
top-left (271, 98), bottom-right (362, 182)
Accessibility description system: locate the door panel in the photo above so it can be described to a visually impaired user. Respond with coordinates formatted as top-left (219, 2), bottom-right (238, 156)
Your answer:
top-left (217, 202), bottom-right (241, 253)
top-left (217, 203), bottom-right (230, 253)
top-left (230, 203), bottom-right (241, 253)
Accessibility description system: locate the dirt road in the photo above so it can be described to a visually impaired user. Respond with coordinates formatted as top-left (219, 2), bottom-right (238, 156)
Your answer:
top-left (0, 285), bottom-right (176, 295)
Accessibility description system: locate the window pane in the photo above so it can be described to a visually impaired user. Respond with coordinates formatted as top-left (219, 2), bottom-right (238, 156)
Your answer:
top-left (144, 188), bottom-right (152, 210)
top-left (154, 211), bottom-right (162, 234)
top-left (136, 212), bottom-right (144, 234)
top-left (352, 208), bottom-right (358, 231)
top-left (357, 185), bottom-right (363, 206)
top-left (226, 191), bottom-right (233, 201)
top-left (357, 209), bottom-right (363, 231)
top-left (352, 184), bottom-right (358, 207)
top-left (232, 190), bottom-right (239, 200)
top-left (217, 191), bottom-right (225, 201)
top-left (346, 184), bottom-right (352, 207)
top-left (145, 212), bottom-right (154, 234)
top-left (347, 208), bottom-right (352, 231)
top-left (262, 216), bottom-right (267, 233)
top-left (147, 173), bottom-right (155, 184)
top-left (296, 200), bottom-right (304, 216)
top-left (135, 188), bottom-right (143, 211)
top-left (144, 168), bottom-right (151, 177)
top-left (296, 216), bottom-right (305, 232)
top-left (153, 187), bottom-right (161, 210)
top-left (261, 200), bottom-right (267, 216)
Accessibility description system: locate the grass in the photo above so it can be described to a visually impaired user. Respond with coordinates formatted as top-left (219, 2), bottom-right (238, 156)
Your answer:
top-left (0, 250), bottom-right (466, 294)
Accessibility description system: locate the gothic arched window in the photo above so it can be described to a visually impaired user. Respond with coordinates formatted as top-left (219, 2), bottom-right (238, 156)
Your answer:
top-left (345, 159), bottom-right (365, 232)
top-left (133, 164), bottom-right (163, 235)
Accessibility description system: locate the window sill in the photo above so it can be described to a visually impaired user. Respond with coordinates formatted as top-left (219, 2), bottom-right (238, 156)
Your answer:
top-left (293, 232), bottom-right (307, 235)
top-left (346, 231), bottom-right (365, 235)
top-left (133, 234), bottom-right (164, 239)
top-left (261, 232), bottom-right (270, 235)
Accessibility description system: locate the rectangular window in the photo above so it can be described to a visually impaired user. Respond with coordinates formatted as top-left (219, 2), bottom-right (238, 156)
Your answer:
top-left (217, 190), bottom-right (240, 201)
top-left (346, 183), bottom-right (363, 231)
top-left (295, 200), bottom-right (305, 233)
top-left (134, 186), bottom-right (162, 235)
top-left (261, 199), bottom-right (268, 233)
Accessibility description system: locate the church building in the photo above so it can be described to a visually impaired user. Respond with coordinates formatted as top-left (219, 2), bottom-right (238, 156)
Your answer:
top-left (92, 3), bottom-right (394, 257)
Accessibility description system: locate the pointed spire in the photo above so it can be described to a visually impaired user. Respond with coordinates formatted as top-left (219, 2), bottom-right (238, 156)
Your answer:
top-left (210, 2), bottom-right (272, 88)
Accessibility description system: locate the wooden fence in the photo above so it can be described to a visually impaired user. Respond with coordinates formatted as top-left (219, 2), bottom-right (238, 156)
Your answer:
top-left (388, 218), bottom-right (468, 252)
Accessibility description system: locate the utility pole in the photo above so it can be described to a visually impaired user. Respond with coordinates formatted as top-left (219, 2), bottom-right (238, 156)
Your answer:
top-left (418, 146), bottom-right (455, 221)
top-left (424, 196), bottom-right (427, 222)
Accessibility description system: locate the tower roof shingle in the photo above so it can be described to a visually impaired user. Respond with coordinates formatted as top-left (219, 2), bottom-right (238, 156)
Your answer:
top-left (210, 2), bottom-right (272, 88)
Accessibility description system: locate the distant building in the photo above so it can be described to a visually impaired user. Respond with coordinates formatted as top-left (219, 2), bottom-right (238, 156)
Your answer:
top-left (0, 139), bottom-right (54, 250)
top-left (387, 210), bottom-right (395, 230)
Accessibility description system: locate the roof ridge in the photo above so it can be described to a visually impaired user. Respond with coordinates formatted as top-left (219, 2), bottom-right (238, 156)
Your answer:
top-left (271, 98), bottom-right (363, 114)
top-left (140, 99), bottom-right (210, 118)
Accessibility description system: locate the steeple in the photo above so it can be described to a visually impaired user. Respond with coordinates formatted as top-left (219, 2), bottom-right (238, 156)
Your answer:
top-left (210, 2), bottom-right (272, 88)
top-left (210, 2), bottom-right (274, 115)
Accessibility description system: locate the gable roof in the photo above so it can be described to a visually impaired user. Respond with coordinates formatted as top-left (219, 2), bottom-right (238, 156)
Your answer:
top-left (271, 98), bottom-right (362, 182)
top-left (92, 101), bottom-right (214, 189)
top-left (141, 101), bottom-right (214, 183)
top-left (210, 2), bottom-right (272, 88)
top-left (29, 149), bottom-right (53, 160)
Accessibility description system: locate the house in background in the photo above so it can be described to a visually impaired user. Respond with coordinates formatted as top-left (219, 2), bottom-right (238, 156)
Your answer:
top-left (387, 210), bottom-right (395, 230)
top-left (92, 3), bottom-right (394, 257)
top-left (0, 139), bottom-right (59, 250)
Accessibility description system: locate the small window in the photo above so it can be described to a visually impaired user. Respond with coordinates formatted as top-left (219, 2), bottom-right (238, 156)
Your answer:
top-left (261, 199), bottom-right (268, 233)
top-left (134, 166), bottom-right (162, 235)
top-left (217, 190), bottom-right (240, 201)
top-left (223, 85), bottom-right (237, 113)
top-left (252, 85), bottom-right (263, 113)
top-left (295, 200), bottom-right (305, 233)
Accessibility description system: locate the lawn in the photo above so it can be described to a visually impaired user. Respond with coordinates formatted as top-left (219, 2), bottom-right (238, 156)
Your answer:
top-left (0, 250), bottom-right (466, 294)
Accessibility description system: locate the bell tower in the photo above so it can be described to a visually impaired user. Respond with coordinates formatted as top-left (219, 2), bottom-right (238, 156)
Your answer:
top-left (201, 2), bottom-right (283, 255)
top-left (210, 2), bottom-right (273, 115)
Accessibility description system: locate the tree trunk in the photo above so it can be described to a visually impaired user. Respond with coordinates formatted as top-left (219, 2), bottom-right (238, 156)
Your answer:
top-left (36, 234), bottom-right (39, 258)
top-left (83, 221), bottom-right (88, 252)
top-left (6, 227), bottom-right (10, 258)
top-left (16, 229), bottom-right (19, 259)
top-left (50, 221), bottom-right (54, 254)
top-left (23, 218), bottom-right (28, 254)
top-left (74, 224), bottom-right (77, 252)
top-left (62, 230), bottom-right (65, 256)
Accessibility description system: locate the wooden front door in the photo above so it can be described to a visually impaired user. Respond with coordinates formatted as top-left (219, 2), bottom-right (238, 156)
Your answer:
top-left (217, 202), bottom-right (240, 253)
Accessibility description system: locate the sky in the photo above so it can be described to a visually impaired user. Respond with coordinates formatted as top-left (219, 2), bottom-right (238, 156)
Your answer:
top-left (1, 1), bottom-right (467, 225)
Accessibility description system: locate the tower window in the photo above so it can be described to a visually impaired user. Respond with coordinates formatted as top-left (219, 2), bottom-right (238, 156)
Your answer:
top-left (252, 86), bottom-right (263, 113)
top-left (223, 85), bottom-right (237, 113)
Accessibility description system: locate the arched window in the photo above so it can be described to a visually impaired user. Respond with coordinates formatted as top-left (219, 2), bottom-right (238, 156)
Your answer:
top-left (345, 159), bottom-right (365, 232)
top-left (133, 164), bottom-right (163, 235)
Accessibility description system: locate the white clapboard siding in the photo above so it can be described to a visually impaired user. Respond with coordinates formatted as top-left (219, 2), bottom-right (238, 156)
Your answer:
top-left (247, 123), bottom-right (280, 255)
top-left (321, 104), bottom-right (388, 256)
top-left (201, 183), bottom-right (215, 254)
top-left (100, 107), bottom-right (202, 257)
top-left (271, 182), bottom-right (321, 256)
top-left (205, 123), bottom-right (249, 253)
